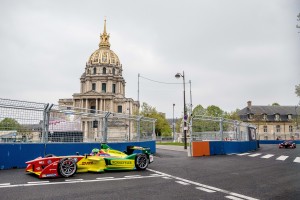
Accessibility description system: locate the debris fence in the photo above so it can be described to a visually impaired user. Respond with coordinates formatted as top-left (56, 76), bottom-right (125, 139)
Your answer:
top-left (0, 98), bottom-right (156, 143)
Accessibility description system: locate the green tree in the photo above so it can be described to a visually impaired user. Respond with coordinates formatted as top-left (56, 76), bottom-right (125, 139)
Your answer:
top-left (140, 102), bottom-right (171, 137)
top-left (0, 118), bottom-right (20, 131)
top-left (295, 84), bottom-right (300, 97)
top-left (272, 102), bottom-right (280, 106)
top-left (224, 109), bottom-right (240, 120)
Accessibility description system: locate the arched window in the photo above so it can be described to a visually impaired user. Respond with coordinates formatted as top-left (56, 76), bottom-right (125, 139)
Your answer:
top-left (289, 125), bottom-right (293, 132)
top-left (112, 68), bottom-right (115, 75)
top-left (93, 67), bottom-right (96, 74)
top-left (103, 67), bottom-right (106, 74)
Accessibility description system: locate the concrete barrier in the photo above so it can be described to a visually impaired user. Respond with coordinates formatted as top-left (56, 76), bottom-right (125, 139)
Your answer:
top-left (0, 141), bottom-right (156, 170)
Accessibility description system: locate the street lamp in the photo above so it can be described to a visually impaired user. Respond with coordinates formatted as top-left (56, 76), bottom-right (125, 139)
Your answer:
top-left (175, 71), bottom-right (187, 149)
top-left (173, 103), bottom-right (175, 142)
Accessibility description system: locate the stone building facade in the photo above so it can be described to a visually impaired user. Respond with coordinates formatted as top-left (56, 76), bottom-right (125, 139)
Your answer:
top-left (59, 20), bottom-right (139, 141)
top-left (238, 101), bottom-right (300, 140)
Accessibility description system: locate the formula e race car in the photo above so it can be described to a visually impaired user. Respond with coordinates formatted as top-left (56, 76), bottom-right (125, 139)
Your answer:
top-left (25, 144), bottom-right (153, 178)
top-left (278, 140), bottom-right (296, 149)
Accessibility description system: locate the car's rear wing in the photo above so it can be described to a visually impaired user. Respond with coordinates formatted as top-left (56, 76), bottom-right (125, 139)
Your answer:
top-left (125, 146), bottom-right (151, 155)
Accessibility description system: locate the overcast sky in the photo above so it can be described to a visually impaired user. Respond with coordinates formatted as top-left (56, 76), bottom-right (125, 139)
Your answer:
top-left (0, 0), bottom-right (299, 118)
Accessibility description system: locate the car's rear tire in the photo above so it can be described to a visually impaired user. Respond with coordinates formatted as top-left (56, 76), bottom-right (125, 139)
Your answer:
top-left (45, 154), bottom-right (55, 158)
top-left (58, 158), bottom-right (77, 177)
top-left (135, 154), bottom-right (149, 170)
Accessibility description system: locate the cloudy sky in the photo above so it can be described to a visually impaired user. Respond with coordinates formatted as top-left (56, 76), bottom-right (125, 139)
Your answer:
top-left (0, 0), bottom-right (299, 118)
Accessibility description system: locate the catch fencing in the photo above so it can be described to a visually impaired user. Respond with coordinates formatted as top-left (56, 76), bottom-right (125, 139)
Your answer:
top-left (190, 115), bottom-right (256, 141)
top-left (0, 98), bottom-right (156, 143)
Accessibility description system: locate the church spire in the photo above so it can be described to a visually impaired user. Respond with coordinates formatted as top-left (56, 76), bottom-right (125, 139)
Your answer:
top-left (99, 18), bottom-right (110, 48)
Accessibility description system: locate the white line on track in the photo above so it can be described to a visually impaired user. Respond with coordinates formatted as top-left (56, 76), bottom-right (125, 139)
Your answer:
top-left (261, 154), bottom-right (274, 159)
top-left (124, 175), bottom-right (141, 178)
top-left (65, 179), bottom-right (83, 182)
top-left (276, 156), bottom-right (288, 161)
top-left (96, 177), bottom-right (114, 180)
top-left (147, 169), bottom-right (259, 200)
top-left (175, 181), bottom-right (190, 185)
top-left (27, 181), bottom-right (49, 184)
top-left (248, 153), bottom-right (261, 157)
top-left (0, 174), bottom-right (163, 189)
top-left (225, 195), bottom-right (245, 200)
top-left (196, 187), bottom-right (216, 193)
top-left (237, 153), bottom-right (250, 156)
top-left (0, 183), bottom-right (10, 186)
top-left (293, 157), bottom-right (300, 163)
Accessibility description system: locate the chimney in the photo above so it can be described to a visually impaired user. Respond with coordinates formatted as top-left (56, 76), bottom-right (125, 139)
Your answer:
top-left (247, 101), bottom-right (252, 109)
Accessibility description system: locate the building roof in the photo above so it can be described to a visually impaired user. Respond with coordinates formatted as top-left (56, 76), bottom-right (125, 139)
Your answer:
top-left (239, 106), bottom-right (299, 115)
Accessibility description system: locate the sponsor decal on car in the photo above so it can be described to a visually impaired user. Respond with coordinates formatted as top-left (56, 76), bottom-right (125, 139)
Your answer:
top-left (39, 161), bottom-right (44, 164)
top-left (42, 174), bottom-right (57, 178)
top-left (111, 160), bottom-right (134, 165)
top-left (47, 160), bottom-right (52, 164)
top-left (80, 161), bottom-right (94, 165)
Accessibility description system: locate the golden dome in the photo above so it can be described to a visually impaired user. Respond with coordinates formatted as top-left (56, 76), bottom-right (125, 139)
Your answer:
top-left (87, 19), bottom-right (121, 66)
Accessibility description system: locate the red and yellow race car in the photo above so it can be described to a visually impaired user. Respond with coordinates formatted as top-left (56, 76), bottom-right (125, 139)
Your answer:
top-left (25, 144), bottom-right (153, 178)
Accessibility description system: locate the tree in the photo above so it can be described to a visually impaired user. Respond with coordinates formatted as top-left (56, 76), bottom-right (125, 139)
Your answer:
top-left (297, 13), bottom-right (300, 31)
top-left (272, 102), bottom-right (280, 106)
top-left (0, 118), bottom-right (20, 131)
top-left (140, 102), bottom-right (171, 137)
top-left (295, 84), bottom-right (300, 98)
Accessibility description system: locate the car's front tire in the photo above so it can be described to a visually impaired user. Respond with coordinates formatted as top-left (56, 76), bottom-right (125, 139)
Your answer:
top-left (135, 154), bottom-right (149, 170)
top-left (58, 158), bottom-right (77, 177)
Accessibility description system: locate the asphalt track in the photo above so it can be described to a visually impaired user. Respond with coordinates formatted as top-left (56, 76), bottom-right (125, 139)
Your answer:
top-left (0, 144), bottom-right (299, 200)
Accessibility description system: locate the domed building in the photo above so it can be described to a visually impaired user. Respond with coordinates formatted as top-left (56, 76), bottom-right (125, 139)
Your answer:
top-left (59, 20), bottom-right (139, 141)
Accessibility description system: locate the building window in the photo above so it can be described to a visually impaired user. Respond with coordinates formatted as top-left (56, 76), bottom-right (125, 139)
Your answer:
top-left (118, 105), bottom-right (122, 113)
top-left (102, 83), bottom-right (106, 93)
top-left (263, 126), bottom-right (267, 133)
top-left (93, 67), bottom-right (96, 74)
top-left (276, 125), bottom-right (280, 133)
top-left (289, 125), bottom-right (293, 132)
top-left (288, 114), bottom-right (292, 120)
top-left (92, 83), bottom-right (96, 91)
top-left (275, 114), bottom-right (280, 121)
top-left (248, 114), bottom-right (253, 120)
top-left (112, 84), bottom-right (116, 93)
top-left (90, 106), bottom-right (96, 113)
top-left (262, 114), bottom-right (267, 120)
top-left (103, 67), bottom-right (106, 74)
top-left (112, 68), bottom-right (115, 75)
top-left (93, 120), bottom-right (98, 128)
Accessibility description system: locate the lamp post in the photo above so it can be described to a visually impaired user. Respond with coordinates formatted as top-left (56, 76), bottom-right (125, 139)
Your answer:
top-left (173, 103), bottom-right (175, 142)
top-left (175, 71), bottom-right (187, 149)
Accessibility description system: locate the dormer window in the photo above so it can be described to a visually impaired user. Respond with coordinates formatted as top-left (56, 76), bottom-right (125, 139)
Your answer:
top-left (262, 114), bottom-right (267, 120)
top-left (248, 113), bottom-right (254, 120)
top-left (274, 114), bottom-right (280, 121)
top-left (287, 114), bottom-right (292, 120)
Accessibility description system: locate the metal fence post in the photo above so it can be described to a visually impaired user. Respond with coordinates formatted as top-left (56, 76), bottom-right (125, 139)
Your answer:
top-left (219, 118), bottom-right (223, 140)
top-left (103, 112), bottom-right (111, 143)
top-left (137, 116), bottom-right (142, 141)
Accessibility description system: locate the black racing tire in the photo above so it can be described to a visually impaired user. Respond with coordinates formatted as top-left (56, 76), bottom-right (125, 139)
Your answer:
top-left (45, 154), bottom-right (55, 158)
top-left (58, 158), bottom-right (77, 178)
top-left (135, 154), bottom-right (149, 170)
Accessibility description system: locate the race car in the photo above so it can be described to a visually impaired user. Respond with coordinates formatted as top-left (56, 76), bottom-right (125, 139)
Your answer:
top-left (278, 140), bottom-right (296, 149)
top-left (25, 144), bottom-right (153, 178)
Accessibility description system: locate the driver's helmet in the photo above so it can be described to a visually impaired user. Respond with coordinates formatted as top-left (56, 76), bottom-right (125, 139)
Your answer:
top-left (91, 148), bottom-right (100, 155)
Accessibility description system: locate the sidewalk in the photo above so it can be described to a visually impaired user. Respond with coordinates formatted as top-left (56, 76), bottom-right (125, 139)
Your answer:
top-left (156, 144), bottom-right (188, 152)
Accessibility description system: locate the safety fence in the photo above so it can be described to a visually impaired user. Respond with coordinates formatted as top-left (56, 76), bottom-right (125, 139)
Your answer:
top-left (0, 98), bottom-right (156, 143)
top-left (190, 115), bottom-right (256, 141)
